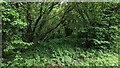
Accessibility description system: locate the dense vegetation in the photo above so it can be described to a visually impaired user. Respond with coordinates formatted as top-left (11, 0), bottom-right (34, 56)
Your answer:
top-left (1, 2), bottom-right (120, 67)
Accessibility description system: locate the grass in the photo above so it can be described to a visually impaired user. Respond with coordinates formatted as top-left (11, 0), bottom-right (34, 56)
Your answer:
top-left (1, 37), bottom-right (119, 66)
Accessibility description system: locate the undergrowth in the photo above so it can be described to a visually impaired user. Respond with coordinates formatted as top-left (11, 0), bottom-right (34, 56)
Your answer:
top-left (1, 37), bottom-right (119, 67)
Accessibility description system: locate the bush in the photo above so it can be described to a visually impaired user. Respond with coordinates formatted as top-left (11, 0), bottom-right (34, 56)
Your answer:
top-left (2, 2), bottom-right (32, 59)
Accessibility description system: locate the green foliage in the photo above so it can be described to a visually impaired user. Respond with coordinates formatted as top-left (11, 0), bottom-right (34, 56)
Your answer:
top-left (2, 2), bottom-right (32, 58)
top-left (1, 2), bottom-right (119, 67)
top-left (74, 3), bottom-right (120, 49)
top-left (1, 37), bottom-right (118, 66)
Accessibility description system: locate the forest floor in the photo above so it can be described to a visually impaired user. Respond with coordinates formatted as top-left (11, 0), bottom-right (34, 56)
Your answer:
top-left (2, 37), bottom-right (119, 66)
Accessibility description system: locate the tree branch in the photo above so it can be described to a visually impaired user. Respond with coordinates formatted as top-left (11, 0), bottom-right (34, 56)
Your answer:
top-left (32, 3), bottom-right (57, 35)
top-left (42, 5), bottom-right (74, 41)
top-left (32, 3), bottom-right (43, 33)
top-left (75, 3), bottom-right (88, 23)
